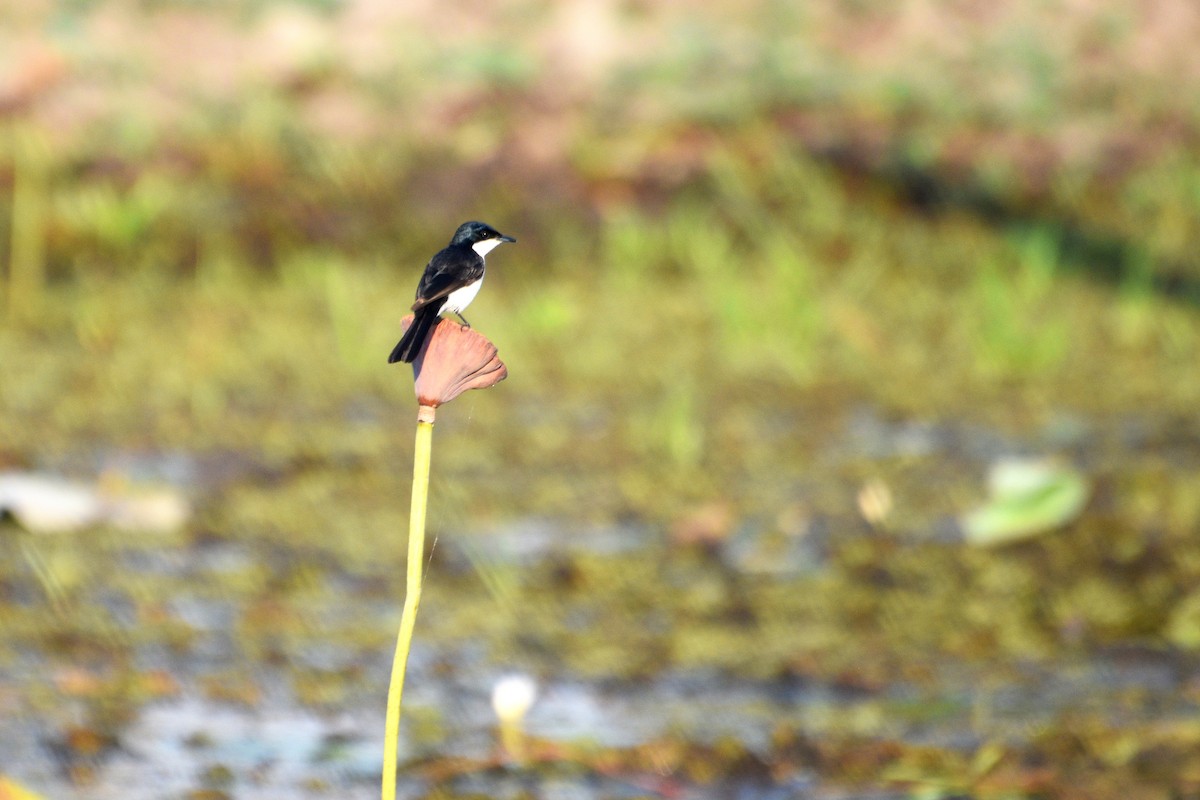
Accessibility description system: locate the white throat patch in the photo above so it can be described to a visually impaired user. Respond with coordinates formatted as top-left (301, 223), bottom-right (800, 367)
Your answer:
top-left (472, 238), bottom-right (506, 257)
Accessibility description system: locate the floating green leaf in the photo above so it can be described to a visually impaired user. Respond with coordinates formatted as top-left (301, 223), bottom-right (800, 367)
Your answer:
top-left (962, 458), bottom-right (1090, 546)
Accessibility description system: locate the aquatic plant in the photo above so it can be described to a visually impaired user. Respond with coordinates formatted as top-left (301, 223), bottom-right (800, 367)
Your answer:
top-left (382, 316), bottom-right (507, 800)
top-left (490, 674), bottom-right (537, 764)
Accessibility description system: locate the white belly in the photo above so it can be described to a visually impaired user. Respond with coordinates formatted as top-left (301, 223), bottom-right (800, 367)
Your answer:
top-left (440, 276), bottom-right (483, 315)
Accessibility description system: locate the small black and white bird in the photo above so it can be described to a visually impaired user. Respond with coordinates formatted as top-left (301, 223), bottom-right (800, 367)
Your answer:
top-left (387, 221), bottom-right (516, 364)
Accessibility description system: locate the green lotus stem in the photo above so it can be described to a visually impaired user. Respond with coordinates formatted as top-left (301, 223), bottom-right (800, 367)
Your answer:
top-left (378, 320), bottom-right (507, 798)
top-left (382, 411), bottom-right (434, 800)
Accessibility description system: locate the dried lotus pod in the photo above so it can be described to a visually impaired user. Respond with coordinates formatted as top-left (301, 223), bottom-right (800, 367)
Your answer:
top-left (398, 315), bottom-right (507, 422)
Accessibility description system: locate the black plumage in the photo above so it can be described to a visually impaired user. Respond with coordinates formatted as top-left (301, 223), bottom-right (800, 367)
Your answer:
top-left (388, 221), bottom-right (515, 364)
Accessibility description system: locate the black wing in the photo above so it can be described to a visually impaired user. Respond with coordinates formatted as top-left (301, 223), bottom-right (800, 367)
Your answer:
top-left (411, 247), bottom-right (485, 312)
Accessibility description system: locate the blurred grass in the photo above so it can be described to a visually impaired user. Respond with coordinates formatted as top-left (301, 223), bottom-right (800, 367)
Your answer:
top-left (2, 10), bottom-right (1200, 794)
top-left (0, 1), bottom-right (1197, 578)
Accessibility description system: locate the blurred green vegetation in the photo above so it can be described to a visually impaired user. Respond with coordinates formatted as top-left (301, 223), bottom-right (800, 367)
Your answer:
top-left (2, 2), bottom-right (1200, 796)
top-left (1, 0), bottom-right (1197, 619)
top-left (1, 2), bottom-right (1196, 419)
top-left (2, 0), bottom-right (1199, 642)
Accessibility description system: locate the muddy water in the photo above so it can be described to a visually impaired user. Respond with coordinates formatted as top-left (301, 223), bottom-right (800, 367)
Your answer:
top-left (2, 540), bottom-right (1189, 800)
top-left (1, 406), bottom-right (1198, 798)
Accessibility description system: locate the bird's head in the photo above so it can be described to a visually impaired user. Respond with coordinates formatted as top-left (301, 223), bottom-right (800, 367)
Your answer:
top-left (451, 221), bottom-right (516, 255)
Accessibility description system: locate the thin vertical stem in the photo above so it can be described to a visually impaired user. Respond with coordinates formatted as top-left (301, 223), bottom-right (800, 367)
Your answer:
top-left (8, 123), bottom-right (49, 318)
top-left (382, 412), bottom-right (435, 800)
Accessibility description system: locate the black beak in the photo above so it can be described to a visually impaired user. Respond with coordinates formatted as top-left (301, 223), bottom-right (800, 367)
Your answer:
top-left (499, 234), bottom-right (517, 243)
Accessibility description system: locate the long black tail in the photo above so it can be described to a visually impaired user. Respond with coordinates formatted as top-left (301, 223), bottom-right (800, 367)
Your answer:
top-left (388, 308), bottom-right (439, 363)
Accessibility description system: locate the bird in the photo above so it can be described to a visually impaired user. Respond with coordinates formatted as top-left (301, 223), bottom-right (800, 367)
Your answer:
top-left (388, 221), bottom-right (516, 364)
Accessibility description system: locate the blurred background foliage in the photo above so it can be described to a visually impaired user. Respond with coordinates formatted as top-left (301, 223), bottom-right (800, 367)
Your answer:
top-left (1, 0), bottom-right (1197, 445)
top-left (2, 1), bottom-right (1200, 797)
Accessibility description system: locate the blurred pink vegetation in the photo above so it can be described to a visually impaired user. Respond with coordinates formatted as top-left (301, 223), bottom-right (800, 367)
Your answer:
top-left (2, 0), bottom-right (1199, 196)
